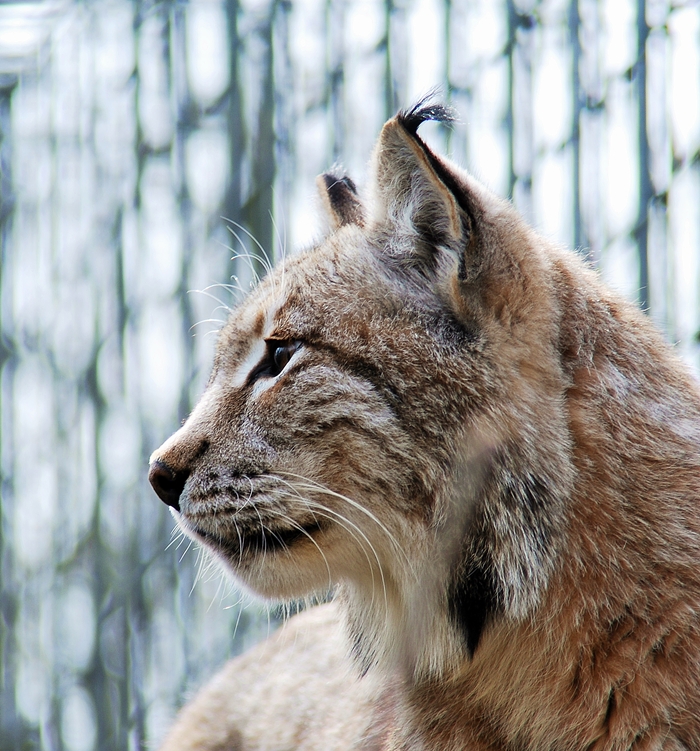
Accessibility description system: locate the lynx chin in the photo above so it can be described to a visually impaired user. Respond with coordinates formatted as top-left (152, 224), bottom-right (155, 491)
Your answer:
top-left (150, 100), bottom-right (700, 751)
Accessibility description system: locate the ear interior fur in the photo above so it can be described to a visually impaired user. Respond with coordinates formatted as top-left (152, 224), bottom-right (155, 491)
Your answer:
top-left (369, 105), bottom-right (470, 259)
top-left (316, 172), bottom-right (365, 230)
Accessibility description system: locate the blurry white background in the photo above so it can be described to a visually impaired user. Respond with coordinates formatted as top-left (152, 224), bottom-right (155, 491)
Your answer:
top-left (1, 0), bottom-right (699, 748)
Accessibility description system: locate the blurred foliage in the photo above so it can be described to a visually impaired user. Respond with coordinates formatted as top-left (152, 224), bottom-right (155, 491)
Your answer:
top-left (0, 0), bottom-right (699, 748)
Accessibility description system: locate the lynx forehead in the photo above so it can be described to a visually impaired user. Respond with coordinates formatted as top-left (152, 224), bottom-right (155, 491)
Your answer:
top-left (151, 101), bottom-right (700, 750)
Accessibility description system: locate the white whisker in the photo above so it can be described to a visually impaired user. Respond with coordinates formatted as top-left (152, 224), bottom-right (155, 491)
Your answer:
top-left (179, 538), bottom-right (194, 564)
top-left (188, 287), bottom-right (234, 313)
top-left (276, 471), bottom-right (414, 577)
top-left (268, 206), bottom-right (287, 267)
top-left (189, 318), bottom-right (227, 333)
top-left (225, 240), bottom-right (263, 287)
top-left (264, 506), bottom-right (333, 591)
top-left (270, 482), bottom-right (390, 613)
top-left (224, 219), bottom-right (276, 276)
top-left (165, 525), bottom-right (187, 552)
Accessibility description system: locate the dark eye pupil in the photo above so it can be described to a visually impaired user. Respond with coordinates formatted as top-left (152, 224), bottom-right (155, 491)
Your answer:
top-left (273, 345), bottom-right (291, 372)
top-left (269, 340), bottom-right (299, 376)
top-left (247, 340), bottom-right (301, 385)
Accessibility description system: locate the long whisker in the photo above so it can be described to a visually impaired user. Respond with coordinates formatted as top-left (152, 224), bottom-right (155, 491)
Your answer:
top-left (224, 218), bottom-right (276, 276)
top-left (227, 246), bottom-right (269, 277)
top-left (223, 237), bottom-right (263, 288)
top-left (179, 538), bottom-right (194, 564)
top-left (191, 544), bottom-right (208, 596)
top-left (206, 563), bottom-right (227, 612)
top-left (204, 280), bottom-right (246, 298)
top-left (224, 233), bottom-right (267, 287)
top-left (222, 280), bottom-right (245, 299)
top-left (268, 206), bottom-right (288, 301)
top-left (165, 525), bottom-right (188, 552)
top-left (187, 287), bottom-right (233, 313)
top-left (189, 318), bottom-right (227, 332)
top-left (264, 506), bottom-right (333, 591)
top-left (271, 483), bottom-right (389, 612)
top-left (276, 472), bottom-right (414, 577)
top-left (289, 500), bottom-right (386, 612)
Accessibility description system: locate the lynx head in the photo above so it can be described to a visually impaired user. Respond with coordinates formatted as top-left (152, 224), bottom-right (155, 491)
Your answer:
top-left (149, 101), bottom-right (576, 677)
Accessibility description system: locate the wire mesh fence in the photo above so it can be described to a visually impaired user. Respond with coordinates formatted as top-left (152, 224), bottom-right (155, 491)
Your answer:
top-left (0, 0), bottom-right (699, 748)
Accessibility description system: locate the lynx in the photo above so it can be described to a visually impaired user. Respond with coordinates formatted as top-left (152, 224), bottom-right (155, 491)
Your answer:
top-left (149, 101), bottom-right (700, 750)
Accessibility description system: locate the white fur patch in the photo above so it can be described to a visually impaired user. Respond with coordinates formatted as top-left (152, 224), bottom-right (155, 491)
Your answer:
top-left (230, 300), bottom-right (282, 390)
top-left (231, 338), bottom-right (267, 389)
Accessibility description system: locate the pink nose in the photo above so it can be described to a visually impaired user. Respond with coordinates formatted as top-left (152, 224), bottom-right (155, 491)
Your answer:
top-left (149, 460), bottom-right (189, 511)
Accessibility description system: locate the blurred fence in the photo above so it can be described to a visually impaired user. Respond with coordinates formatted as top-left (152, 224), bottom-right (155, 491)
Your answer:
top-left (1, 0), bottom-right (699, 748)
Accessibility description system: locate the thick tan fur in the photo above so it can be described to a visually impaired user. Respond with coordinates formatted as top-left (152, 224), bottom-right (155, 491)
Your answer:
top-left (151, 102), bottom-right (700, 750)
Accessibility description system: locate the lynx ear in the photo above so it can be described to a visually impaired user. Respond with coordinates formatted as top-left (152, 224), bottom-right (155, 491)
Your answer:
top-left (370, 101), bottom-right (471, 257)
top-left (316, 172), bottom-right (365, 230)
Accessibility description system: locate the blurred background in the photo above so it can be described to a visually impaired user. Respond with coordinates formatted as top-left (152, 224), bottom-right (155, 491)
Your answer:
top-left (1, 0), bottom-right (699, 748)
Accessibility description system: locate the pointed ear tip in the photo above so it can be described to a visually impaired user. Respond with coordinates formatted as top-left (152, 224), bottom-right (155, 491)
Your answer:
top-left (375, 117), bottom-right (419, 157)
top-left (316, 171), bottom-right (365, 229)
top-left (379, 116), bottom-right (404, 136)
top-left (317, 172), bottom-right (359, 194)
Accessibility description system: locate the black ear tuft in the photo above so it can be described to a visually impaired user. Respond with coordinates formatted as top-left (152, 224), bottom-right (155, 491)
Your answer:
top-left (323, 172), bottom-right (358, 198)
top-left (370, 96), bottom-right (473, 272)
top-left (398, 94), bottom-right (457, 136)
top-left (317, 171), bottom-right (365, 229)
top-left (395, 97), bottom-right (474, 247)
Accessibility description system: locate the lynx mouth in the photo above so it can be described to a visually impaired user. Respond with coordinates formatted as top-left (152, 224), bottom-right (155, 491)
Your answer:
top-left (192, 518), bottom-right (326, 557)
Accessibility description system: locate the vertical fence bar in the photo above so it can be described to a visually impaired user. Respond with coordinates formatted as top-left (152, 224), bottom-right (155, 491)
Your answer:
top-left (243, 6), bottom-right (275, 276)
top-left (636, 0), bottom-right (652, 310)
top-left (569, 0), bottom-right (584, 254)
top-left (507, 0), bottom-right (535, 221)
top-left (326, 0), bottom-right (345, 162)
top-left (0, 71), bottom-right (19, 751)
top-left (225, 0), bottom-right (243, 234)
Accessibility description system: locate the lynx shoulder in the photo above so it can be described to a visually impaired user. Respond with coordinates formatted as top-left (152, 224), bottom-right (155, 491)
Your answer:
top-left (150, 101), bottom-right (700, 750)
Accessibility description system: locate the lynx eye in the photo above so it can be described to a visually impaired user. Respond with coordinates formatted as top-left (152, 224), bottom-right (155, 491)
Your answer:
top-left (267, 339), bottom-right (301, 377)
top-left (247, 339), bottom-right (301, 384)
